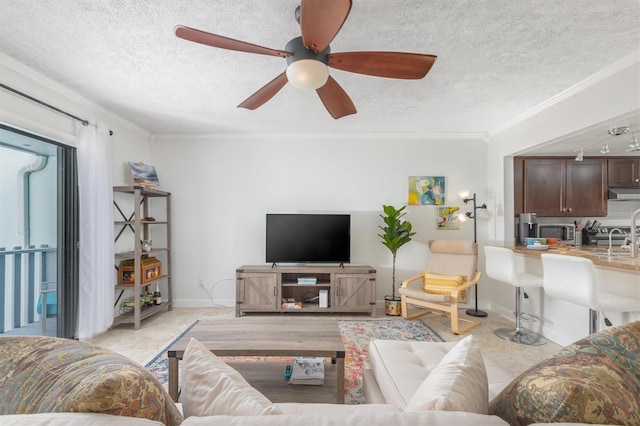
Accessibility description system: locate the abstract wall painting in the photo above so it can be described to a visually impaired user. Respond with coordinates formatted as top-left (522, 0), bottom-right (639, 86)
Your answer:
top-left (408, 176), bottom-right (445, 205)
top-left (437, 206), bottom-right (461, 230)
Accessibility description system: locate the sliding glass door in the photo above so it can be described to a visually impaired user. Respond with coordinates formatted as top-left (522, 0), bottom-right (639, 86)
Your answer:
top-left (0, 124), bottom-right (78, 338)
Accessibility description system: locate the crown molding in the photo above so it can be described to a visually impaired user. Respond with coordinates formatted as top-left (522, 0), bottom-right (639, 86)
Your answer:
top-left (488, 51), bottom-right (640, 137)
top-left (152, 131), bottom-right (489, 143)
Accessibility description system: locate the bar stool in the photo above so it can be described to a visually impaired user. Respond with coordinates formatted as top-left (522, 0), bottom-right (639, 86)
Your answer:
top-left (541, 253), bottom-right (640, 334)
top-left (484, 246), bottom-right (547, 345)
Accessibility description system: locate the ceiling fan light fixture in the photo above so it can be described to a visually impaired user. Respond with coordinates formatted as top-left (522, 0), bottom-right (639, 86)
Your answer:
top-left (286, 59), bottom-right (329, 90)
top-left (176, 4), bottom-right (436, 118)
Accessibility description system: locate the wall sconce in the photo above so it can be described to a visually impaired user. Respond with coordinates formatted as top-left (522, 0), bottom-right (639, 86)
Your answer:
top-left (457, 190), bottom-right (488, 318)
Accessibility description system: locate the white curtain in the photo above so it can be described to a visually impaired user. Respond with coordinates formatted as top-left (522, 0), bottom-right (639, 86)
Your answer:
top-left (77, 121), bottom-right (114, 340)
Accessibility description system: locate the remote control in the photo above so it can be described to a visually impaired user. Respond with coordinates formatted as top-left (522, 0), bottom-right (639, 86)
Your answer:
top-left (284, 364), bottom-right (292, 379)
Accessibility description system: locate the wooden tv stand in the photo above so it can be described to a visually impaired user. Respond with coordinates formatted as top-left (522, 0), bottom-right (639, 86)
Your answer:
top-left (235, 265), bottom-right (376, 317)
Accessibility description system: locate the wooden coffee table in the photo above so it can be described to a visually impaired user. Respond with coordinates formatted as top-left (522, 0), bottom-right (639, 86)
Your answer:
top-left (167, 318), bottom-right (345, 403)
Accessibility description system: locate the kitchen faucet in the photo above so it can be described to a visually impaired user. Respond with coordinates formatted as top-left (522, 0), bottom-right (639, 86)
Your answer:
top-left (631, 208), bottom-right (640, 258)
top-left (608, 228), bottom-right (625, 257)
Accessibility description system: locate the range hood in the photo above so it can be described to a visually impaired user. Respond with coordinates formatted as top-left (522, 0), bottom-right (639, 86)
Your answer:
top-left (608, 187), bottom-right (640, 200)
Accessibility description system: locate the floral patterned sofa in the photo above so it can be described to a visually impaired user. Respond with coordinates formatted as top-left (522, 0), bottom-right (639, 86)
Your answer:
top-left (489, 320), bottom-right (640, 425)
top-left (0, 336), bottom-right (183, 425)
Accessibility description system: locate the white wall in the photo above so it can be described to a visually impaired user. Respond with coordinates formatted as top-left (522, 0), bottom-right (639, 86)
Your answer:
top-left (0, 149), bottom-right (37, 248)
top-left (27, 156), bottom-right (57, 247)
top-left (151, 135), bottom-right (488, 308)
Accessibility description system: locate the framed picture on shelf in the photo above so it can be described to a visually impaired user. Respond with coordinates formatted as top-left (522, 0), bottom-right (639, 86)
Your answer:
top-left (128, 162), bottom-right (160, 187)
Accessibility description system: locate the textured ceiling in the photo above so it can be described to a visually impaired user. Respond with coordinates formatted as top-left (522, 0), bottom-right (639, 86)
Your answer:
top-left (0, 0), bottom-right (639, 153)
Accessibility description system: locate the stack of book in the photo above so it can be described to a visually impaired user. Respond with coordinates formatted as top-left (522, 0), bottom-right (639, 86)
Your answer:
top-left (289, 357), bottom-right (325, 385)
top-left (281, 298), bottom-right (301, 309)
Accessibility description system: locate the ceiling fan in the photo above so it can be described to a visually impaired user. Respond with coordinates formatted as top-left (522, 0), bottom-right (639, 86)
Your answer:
top-left (175, 0), bottom-right (437, 119)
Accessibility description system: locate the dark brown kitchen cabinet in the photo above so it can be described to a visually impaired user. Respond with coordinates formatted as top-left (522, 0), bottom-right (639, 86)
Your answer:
top-left (514, 157), bottom-right (607, 217)
top-left (608, 158), bottom-right (640, 186)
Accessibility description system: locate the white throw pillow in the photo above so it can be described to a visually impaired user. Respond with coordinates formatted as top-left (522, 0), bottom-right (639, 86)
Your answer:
top-left (405, 335), bottom-right (488, 414)
top-left (181, 338), bottom-right (282, 418)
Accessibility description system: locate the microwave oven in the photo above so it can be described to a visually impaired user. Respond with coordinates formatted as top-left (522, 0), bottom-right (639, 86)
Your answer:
top-left (537, 224), bottom-right (575, 243)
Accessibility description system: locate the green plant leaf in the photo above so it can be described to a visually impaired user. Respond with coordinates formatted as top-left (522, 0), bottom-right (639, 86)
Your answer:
top-left (378, 204), bottom-right (416, 297)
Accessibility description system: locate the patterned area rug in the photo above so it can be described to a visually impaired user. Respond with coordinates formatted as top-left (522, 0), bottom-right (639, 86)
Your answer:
top-left (145, 318), bottom-right (443, 404)
top-left (145, 320), bottom-right (200, 385)
top-left (338, 319), bottom-right (444, 403)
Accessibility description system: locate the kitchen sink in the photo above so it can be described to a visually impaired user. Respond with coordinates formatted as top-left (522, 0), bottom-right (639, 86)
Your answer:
top-left (590, 249), bottom-right (633, 258)
top-left (596, 253), bottom-right (633, 258)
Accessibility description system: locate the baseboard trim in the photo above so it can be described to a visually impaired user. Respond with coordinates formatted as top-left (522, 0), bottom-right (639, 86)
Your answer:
top-left (173, 298), bottom-right (235, 309)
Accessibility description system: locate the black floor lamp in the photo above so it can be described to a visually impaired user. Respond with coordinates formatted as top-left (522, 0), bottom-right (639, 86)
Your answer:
top-left (458, 190), bottom-right (488, 318)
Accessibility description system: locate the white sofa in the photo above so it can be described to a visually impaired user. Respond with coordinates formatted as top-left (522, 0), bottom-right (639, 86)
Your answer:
top-left (362, 339), bottom-right (514, 409)
top-left (171, 335), bottom-right (511, 425)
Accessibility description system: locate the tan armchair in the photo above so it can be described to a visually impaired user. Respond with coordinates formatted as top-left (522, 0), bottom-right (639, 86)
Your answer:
top-left (399, 240), bottom-right (481, 335)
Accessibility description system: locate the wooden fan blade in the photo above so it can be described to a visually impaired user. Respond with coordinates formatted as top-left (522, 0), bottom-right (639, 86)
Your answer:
top-left (328, 52), bottom-right (437, 79)
top-left (316, 76), bottom-right (356, 119)
top-left (175, 25), bottom-right (291, 58)
top-left (300, 0), bottom-right (352, 53)
top-left (238, 72), bottom-right (288, 110)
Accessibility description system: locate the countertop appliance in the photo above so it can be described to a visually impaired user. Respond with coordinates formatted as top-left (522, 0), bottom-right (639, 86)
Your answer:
top-left (517, 213), bottom-right (538, 245)
top-left (537, 223), bottom-right (575, 244)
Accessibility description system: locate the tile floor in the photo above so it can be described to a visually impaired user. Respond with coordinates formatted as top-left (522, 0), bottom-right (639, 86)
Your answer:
top-left (88, 307), bottom-right (561, 378)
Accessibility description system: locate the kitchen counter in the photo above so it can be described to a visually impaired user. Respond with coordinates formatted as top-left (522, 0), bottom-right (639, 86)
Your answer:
top-left (512, 245), bottom-right (640, 273)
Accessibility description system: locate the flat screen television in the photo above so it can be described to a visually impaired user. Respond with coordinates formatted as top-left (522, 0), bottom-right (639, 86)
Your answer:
top-left (266, 214), bottom-right (350, 264)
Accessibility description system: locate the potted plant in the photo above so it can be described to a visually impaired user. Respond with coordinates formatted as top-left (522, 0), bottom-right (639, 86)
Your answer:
top-left (378, 205), bottom-right (416, 316)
